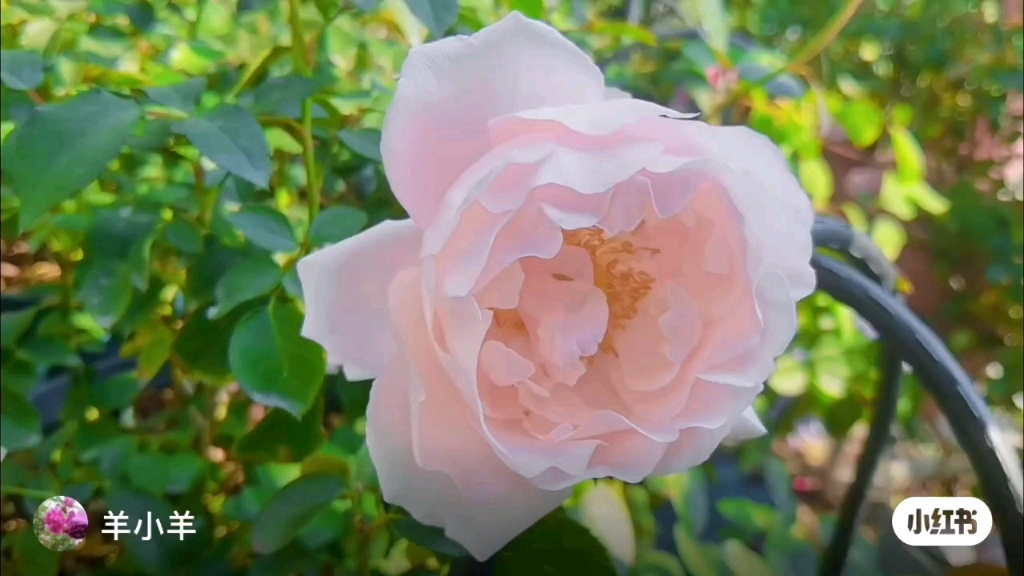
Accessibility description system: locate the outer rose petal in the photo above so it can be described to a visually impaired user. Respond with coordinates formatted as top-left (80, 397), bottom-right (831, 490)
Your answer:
top-left (296, 219), bottom-right (421, 381)
top-left (380, 12), bottom-right (606, 228)
top-left (368, 268), bottom-right (571, 560)
top-left (723, 407), bottom-right (768, 444)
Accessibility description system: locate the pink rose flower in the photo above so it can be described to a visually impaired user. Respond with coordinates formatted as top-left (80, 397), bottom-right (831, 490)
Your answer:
top-left (45, 507), bottom-right (69, 534)
top-left (298, 13), bottom-right (815, 559)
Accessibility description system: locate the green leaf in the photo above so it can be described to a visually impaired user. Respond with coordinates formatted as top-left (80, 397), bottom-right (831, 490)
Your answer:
top-left (0, 387), bottom-right (42, 451)
top-left (682, 468), bottom-right (710, 534)
top-left (282, 267), bottom-right (304, 301)
top-left (310, 206), bottom-right (368, 246)
top-left (144, 77), bottom-right (207, 113)
top-left (229, 298), bottom-right (326, 418)
top-left (212, 255), bottom-right (283, 319)
top-left (5, 90), bottom-right (141, 227)
top-left (251, 473), bottom-right (347, 554)
top-left (163, 219), bottom-right (205, 255)
top-left (768, 354), bottom-right (808, 397)
top-left (127, 451), bottom-right (172, 495)
top-left (716, 498), bottom-right (778, 534)
top-left (339, 128), bottom-right (383, 162)
top-left (392, 515), bottom-right (470, 557)
top-left (405, 0), bottom-right (460, 39)
top-left (630, 551), bottom-right (686, 576)
top-left (1, 49), bottom-right (45, 91)
top-left (184, 239), bottom-right (250, 305)
top-left (908, 181), bottom-right (950, 216)
top-left (352, 0), bottom-right (381, 12)
top-left (763, 531), bottom-right (818, 576)
top-left (106, 487), bottom-right (210, 574)
top-left (674, 524), bottom-right (718, 576)
top-left (823, 396), bottom-right (863, 437)
top-left (334, 376), bottom-right (372, 417)
top-left (165, 452), bottom-right (205, 494)
top-left (510, 0), bottom-right (544, 19)
top-left (173, 104), bottom-right (272, 188)
top-left (227, 206), bottom-right (298, 253)
top-left (697, 0), bottom-right (729, 55)
top-left (298, 501), bottom-right (351, 550)
top-left (129, 322), bottom-right (174, 378)
top-left (889, 126), bottom-right (926, 181)
top-left (578, 482), bottom-right (636, 566)
top-left (5, 528), bottom-right (59, 576)
top-left (878, 171), bottom-right (949, 221)
top-left (878, 171), bottom-right (918, 221)
top-left (20, 337), bottom-right (80, 368)
top-left (492, 508), bottom-right (617, 576)
top-left (1, 307), bottom-right (38, 348)
top-left (797, 155), bottom-right (834, 210)
top-left (75, 260), bottom-right (134, 328)
top-left (174, 305), bottom-right (247, 383)
top-left (236, 402), bottom-right (325, 462)
top-left (251, 75), bottom-right (324, 117)
top-left (763, 458), bottom-right (797, 527)
top-left (837, 99), bottom-right (884, 148)
top-left (722, 539), bottom-right (773, 576)
top-left (870, 215), bottom-right (907, 262)
top-left (89, 374), bottom-right (144, 410)
top-left (87, 207), bottom-right (160, 288)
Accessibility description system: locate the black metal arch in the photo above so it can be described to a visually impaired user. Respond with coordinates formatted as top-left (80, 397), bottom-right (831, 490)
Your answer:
top-left (811, 216), bottom-right (1024, 576)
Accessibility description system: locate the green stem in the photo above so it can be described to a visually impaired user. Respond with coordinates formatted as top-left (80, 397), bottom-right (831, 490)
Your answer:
top-left (1, 485), bottom-right (57, 499)
top-left (228, 46), bottom-right (289, 99)
top-left (786, 0), bottom-right (865, 72)
top-left (289, 0), bottom-right (320, 254)
top-left (709, 0), bottom-right (865, 120)
top-left (287, 0), bottom-right (311, 76)
top-left (301, 100), bottom-right (320, 243)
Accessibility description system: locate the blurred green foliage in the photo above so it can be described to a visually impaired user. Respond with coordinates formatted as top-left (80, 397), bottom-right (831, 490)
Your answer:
top-left (0, 0), bottom-right (1021, 575)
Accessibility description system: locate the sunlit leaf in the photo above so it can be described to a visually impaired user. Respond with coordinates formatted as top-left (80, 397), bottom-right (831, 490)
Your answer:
top-left (798, 155), bottom-right (834, 210)
top-left (870, 215), bottom-right (907, 261)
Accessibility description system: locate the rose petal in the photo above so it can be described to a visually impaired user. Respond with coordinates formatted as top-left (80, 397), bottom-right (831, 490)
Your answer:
top-left (651, 424), bottom-right (734, 476)
top-left (297, 219), bottom-right (420, 381)
top-left (380, 12), bottom-right (606, 228)
top-left (370, 267), bottom-right (571, 560)
top-left (723, 406), bottom-right (768, 444)
top-left (604, 86), bottom-right (633, 100)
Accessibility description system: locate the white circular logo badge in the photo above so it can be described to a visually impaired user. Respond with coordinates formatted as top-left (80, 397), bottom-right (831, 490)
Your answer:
top-left (892, 497), bottom-right (993, 547)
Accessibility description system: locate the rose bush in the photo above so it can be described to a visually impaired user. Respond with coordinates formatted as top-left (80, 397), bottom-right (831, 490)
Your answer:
top-left (298, 12), bottom-right (815, 559)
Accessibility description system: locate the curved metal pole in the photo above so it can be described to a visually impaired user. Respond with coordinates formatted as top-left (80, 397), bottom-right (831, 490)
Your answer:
top-left (812, 217), bottom-right (905, 575)
top-left (819, 350), bottom-right (902, 575)
top-left (813, 253), bottom-right (1024, 576)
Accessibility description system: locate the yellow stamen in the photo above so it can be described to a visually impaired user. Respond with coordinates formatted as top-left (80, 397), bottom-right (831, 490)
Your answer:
top-left (562, 227), bottom-right (659, 355)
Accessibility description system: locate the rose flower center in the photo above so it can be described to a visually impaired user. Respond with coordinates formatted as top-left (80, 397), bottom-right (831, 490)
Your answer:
top-left (562, 226), bottom-right (659, 356)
